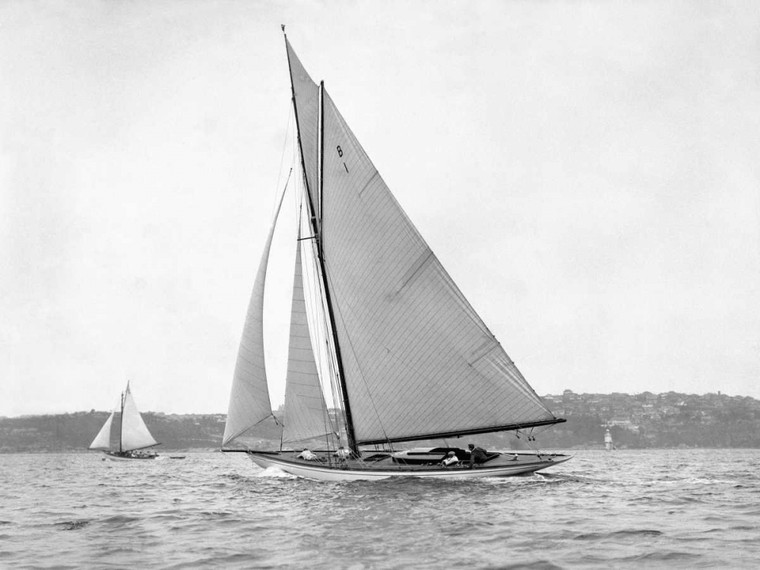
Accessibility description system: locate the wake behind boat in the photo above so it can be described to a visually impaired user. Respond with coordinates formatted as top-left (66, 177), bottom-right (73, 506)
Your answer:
top-left (222, 30), bottom-right (570, 481)
top-left (89, 382), bottom-right (161, 460)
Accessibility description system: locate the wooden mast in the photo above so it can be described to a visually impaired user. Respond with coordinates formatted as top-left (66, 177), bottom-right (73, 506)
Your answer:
top-left (283, 29), bottom-right (358, 454)
top-left (118, 383), bottom-right (126, 453)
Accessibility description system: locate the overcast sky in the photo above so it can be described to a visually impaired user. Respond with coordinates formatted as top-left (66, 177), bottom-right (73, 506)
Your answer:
top-left (2, 0), bottom-right (758, 417)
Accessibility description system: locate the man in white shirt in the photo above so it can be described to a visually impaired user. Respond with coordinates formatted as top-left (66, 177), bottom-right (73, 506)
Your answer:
top-left (441, 451), bottom-right (459, 467)
top-left (297, 449), bottom-right (318, 461)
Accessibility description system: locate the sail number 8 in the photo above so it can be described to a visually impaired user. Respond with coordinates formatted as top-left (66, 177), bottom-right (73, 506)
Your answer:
top-left (337, 145), bottom-right (349, 173)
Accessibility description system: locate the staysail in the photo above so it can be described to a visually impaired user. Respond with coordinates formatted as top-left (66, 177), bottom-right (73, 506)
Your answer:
top-left (282, 236), bottom-right (334, 444)
top-left (89, 411), bottom-right (114, 450)
top-left (223, 184), bottom-right (288, 446)
top-left (313, 86), bottom-right (559, 445)
top-left (120, 385), bottom-right (158, 451)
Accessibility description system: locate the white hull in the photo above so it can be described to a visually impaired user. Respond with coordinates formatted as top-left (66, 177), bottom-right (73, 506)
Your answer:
top-left (247, 452), bottom-right (571, 482)
top-left (101, 451), bottom-right (163, 461)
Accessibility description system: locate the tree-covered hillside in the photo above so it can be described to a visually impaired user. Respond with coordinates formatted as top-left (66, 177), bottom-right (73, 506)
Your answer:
top-left (2, 391), bottom-right (759, 452)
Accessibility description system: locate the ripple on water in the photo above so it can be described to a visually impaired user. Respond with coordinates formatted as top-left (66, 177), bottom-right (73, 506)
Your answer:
top-left (622, 550), bottom-right (703, 563)
top-left (54, 519), bottom-right (91, 531)
top-left (1, 450), bottom-right (760, 569)
top-left (573, 529), bottom-right (664, 541)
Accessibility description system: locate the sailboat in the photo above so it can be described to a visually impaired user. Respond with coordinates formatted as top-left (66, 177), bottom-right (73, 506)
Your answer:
top-left (89, 382), bottom-right (161, 460)
top-left (222, 30), bottom-right (571, 481)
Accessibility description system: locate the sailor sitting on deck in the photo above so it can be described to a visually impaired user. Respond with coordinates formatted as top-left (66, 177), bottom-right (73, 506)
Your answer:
top-left (297, 449), bottom-right (318, 461)
top-left (440, 451), bottom-right (459, 467)
top-left (467, 443), bottom-right (489, 467)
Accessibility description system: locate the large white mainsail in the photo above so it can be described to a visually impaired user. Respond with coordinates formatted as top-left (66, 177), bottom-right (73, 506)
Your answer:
top-left (120, 385), bottom-right (158, 451)
top-left (282, 235), bottom-right (334, 444)
top-left (316, 87), bottom-right (559, 445)
top-left (223, 183), bottom-right (289, 446)
top-left (89, 411), bottom-right (114, 450)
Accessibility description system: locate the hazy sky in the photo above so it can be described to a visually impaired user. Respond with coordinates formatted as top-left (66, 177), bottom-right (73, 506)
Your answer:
top-left (2, 0), bottom-right (758, 417)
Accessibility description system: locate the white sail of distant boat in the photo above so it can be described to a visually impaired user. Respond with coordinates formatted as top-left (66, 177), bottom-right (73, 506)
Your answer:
top-left (89, 411), bottom-right (114, 450)
top-left (222, 29), bottom-right (571, 481)
top-left (89, 382), bottom-right (160, 460)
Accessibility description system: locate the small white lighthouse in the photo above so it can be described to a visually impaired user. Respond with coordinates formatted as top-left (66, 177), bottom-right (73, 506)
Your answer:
top-left (604, 428), bottom-right (613, 451)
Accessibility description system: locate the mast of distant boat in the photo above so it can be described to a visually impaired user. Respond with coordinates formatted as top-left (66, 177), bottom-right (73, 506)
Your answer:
top-left (282, 26), bottom-right (358, 455)
top-left (118, 383), bottom-right (126, 453)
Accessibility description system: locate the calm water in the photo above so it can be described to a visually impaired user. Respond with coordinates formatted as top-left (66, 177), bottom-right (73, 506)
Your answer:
top-left (1, 449), bottom-right (759, 568)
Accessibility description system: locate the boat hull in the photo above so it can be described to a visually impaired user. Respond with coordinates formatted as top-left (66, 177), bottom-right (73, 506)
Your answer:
top-left (102, 451), bottom-right (162, 461)
top-left (246, 451), bottom-right (571, 482)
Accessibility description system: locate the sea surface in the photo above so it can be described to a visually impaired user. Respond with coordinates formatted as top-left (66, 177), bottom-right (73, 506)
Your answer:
top-left (1, 449), bottom-right (759, 569)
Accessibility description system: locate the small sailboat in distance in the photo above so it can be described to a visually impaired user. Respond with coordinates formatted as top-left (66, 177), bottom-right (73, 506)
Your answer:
top-left (221, 30), bottom-right (570, 481)
top-left (89, 382), bottom-right (161, 460)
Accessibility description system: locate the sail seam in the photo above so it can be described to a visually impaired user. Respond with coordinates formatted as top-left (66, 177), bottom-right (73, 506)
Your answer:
top-left (358, 171), bottom-right (379, 197)
top-left (393, 250), bottom-right (435, 298)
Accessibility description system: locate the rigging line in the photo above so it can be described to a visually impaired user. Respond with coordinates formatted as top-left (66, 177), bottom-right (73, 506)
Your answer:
top-left (320, 265), bottom-right (393, 447)
top-left (319, 284), bottom-right (345, 440)
top-left (297, 202), bottom-right (339, 444)
top-left (314, 260), bottom-right (352, 446)
top-left (225, 412), bottom-right (280, 447)
top-left (271, 105), bottom-right (295, 219)
top-left (526, 438), bottom-right (542, 458)
top-left (297, 189), bottom-right (343, 442)
top-left (519, 427), bottom-right (545, 458)
top-left (297, 184), bottom-right (348, 444)
top-left (320, 322), bottom-right (344, 445)
top-left (529, 423), bottom-right (552, 444)
top-left (317, 288), bottom-right (341, 406)
top-left (306, 247), bottom-right (330, 403)
top-left (304, 252), bottom-right (332, 412)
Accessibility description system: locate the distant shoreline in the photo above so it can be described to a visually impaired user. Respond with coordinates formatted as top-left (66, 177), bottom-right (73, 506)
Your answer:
top-left (3, 391), bottom-right (760, 452)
